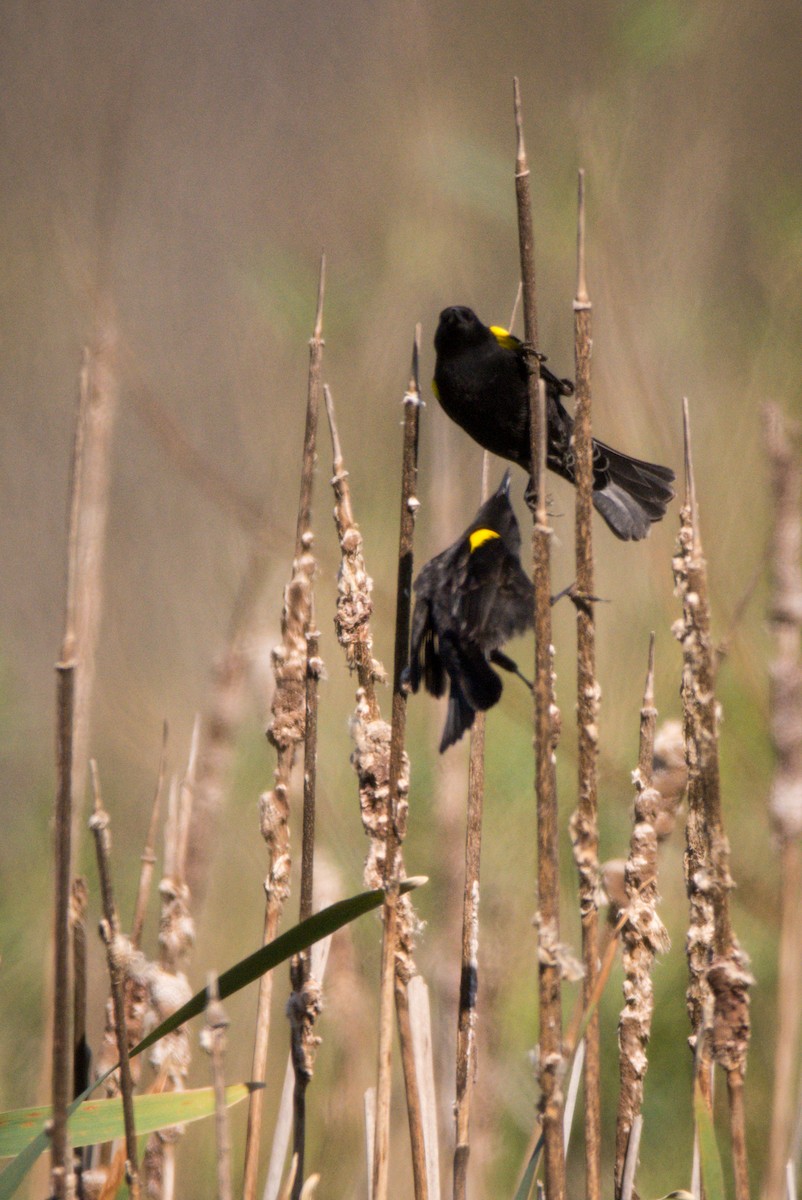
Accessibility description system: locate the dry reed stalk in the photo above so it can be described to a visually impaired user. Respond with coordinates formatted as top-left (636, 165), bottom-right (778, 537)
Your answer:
top-left (407, 976), bottom-right (441, 1199)
top-left (80, 745), bottom-right (165, 1194)
top-left (52, 662), bottom-right (76, 1200)
top-left (70, 880), bottom-right (90, 1198)
top-left (88, 761), bottom-right (141, 1200)
top-left (453, 451), bottom-right (491, 1200)
top-left (70, 878), bottom-right (90, 1109)
top-left (242, 256), bottom-right (325, 1200)
top-left (620, 1114), bottom-right (643, 1200)
top-left (132, 724), bottom-right (168, 950)
top-left (67, 305), bottom-right (119, 837)
top-left (672, 399), bottom-right (752, 1200)
top-left (324, 382), bottom-right (428, 1197)
top-left (763, 403), bottom-right (802, 1200)
top-left (453, 713), bottom-right (485, 1200)
top-left (264, 922), bottom-right (335, 1200)
top-left (202, 974), bottom-right (233, 1200)
top-left (142, 745), bottom-right (197, 1200)
top-left (568, 167), bottom-right (602, 1200)
top-left (287, 624), bottom-right (324, 1200)
top-left (373, 333), bottom-right (424, 1200)
top-left (50, 306), bottom-right (119, 1197)
top-left (613, 636), bottom-right (670, 1199)
top-left (513, 77), bottom-right (566, 1200)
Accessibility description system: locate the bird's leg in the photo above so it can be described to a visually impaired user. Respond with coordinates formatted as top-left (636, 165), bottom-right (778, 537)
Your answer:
top-left (523, 477), bottom-right (558, 520)
top-left (519, 344), bottom-right (575, 397)
top-left (550, 581), bottom-right (607, 612)
top-left (489, 649), bottom-right (533, 692)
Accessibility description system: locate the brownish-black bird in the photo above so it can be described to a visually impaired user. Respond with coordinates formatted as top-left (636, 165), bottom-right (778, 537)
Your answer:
top-left (407, 471), bottom-right (533, 752)
top-left (433, 306), bottom-right (675, 541)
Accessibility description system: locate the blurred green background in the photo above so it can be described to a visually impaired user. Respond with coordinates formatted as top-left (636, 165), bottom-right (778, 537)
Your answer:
top-left (1, 1), bottom-right (800, 1196)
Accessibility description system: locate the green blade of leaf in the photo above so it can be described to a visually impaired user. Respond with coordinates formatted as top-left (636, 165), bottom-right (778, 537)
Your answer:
top-left (0, 878), bottom-right (425, 1200)
top-left (512, 1131), bottom-right (543, 1200)
top-left (0, 1083), bottom-right (258, 1158)
top-left (130, 876), bottom-right (425, 1061)
top-left (694, 1078), bottom-right (725, 1200)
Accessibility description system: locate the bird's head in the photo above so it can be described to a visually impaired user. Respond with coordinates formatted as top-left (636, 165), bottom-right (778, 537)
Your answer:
top-left (434, 306), bottom-right (488, 354)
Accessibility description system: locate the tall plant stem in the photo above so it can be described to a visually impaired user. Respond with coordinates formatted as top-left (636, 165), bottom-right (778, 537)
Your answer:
top-left (513, 77), bottom-right (565, 1200)
top-left (242, 253), bottom-right (325, 1200)
top-left (571, 167), bottom-right (601, 1200)
top-left (373, 329), bottom-right (423, 1200)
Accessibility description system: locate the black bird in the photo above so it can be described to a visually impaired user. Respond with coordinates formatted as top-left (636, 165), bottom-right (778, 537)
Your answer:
top-left (407, 471), bottom-right (534, 752)
top-left (433, 305), bottom-right (676, 541)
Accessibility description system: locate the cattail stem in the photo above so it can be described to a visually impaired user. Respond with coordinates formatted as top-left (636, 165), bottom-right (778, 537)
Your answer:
top-left (674, 399), bottom-right (752, 1200)
top-left (614, 636), bottom-right (669, 1198)
top-left (373, 328), bottom-right (423, 1200)
top-left (513, 76), bottom-right (565, 1200)
top-left (204, 974), bottom-right (232, 1200)
top-left (243, 254), bottom-right (325, 1200)
top-left (89, 761), bottom-right (141, 1199)
top-left (453, 454), bottom-right (490, 1199)
top-left (453, 712), bottom-right (485, 1200)
top-left (570, 166), bottom-right (601, 1200)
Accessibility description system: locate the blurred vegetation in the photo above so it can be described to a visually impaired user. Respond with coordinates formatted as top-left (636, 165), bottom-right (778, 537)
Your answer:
top-left (1, 0), bottom-right (801, 1196)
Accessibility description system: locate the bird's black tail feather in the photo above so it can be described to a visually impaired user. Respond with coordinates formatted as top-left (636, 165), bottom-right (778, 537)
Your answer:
top-left (440, 683), bottom-right (476, 752)
top-left (592, 441), bottom-right (675, 542)
top-left (438, 638), bottom-right (503, 751)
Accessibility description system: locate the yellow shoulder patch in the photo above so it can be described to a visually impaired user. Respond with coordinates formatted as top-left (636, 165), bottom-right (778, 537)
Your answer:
top-left (489, 325), bottom-right (521, 351)
top-left (469, 528), bottom-right (501, 553)
top-left (431, 377), bottom-right (440, 401)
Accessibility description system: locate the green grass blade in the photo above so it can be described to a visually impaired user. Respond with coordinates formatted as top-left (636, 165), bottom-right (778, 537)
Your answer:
top-left (0, 878), bottom-right (425, 1199)
top-left (512, 1132), bottom-right (543, 1200)
top-left (0, 1083), bottom-right (258, 1158)
top-left (694, 1078), bottom-right (726, 1200)
top-left (129, 876), bottom-right (425, 1060)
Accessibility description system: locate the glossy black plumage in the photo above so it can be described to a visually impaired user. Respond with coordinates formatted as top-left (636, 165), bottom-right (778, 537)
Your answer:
top-left (433, 306), bottom-right (676, 541)
top-left (407, 471), bottom-right (533, 752)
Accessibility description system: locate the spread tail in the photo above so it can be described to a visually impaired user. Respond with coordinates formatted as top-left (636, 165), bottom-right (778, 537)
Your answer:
top-left (592, 442), bottom-right (675, 541)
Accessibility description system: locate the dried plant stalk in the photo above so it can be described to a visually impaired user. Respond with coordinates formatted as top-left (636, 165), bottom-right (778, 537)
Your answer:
top-left (406, 976), bottom-right (441, 1200)
top-left (287, 626), bottom-right (324, 1200)
top-left (324, 381), bottom-right (427, 1195)
top-left (763, 403), bottom-right (802, 1200)
top-left (51, 661), bottom-right (76, 1200)
top-left (142, 745), bottom-right (197, 1200)
top-left (372, 333), bottom-right (423, 1200)
top-left (453, 711), bottom-right (485, 1200)
top-left (513, 76), bottom-right (566, 1200)
top-left (264, 920), bottom-right (336, 1200)
top-left (569, 166), bottom-right (602, 1200)
top-left (672, 399), bottom-right (752, 1200)
top-left (88, 761), bottom-right (141, 1199)
top-left (614, 636), bottom-right (670, 1199)
top-left (70, 877), bottom-right (90, 1110)
top-left (453, 450), bottom-right (491, 1200)
top-left (51, 311), bottom-right (118, 1199)
top-left (132, 724), bottom-right (168, 950)
top-left (202, 974), bottom-right (233, 1200)
top-left (67, 305), bottom-right (119, 834)
top-left (324, 383), bottom-right (387, 702)
top-left (243, 257), bottom-right (325, 1200)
